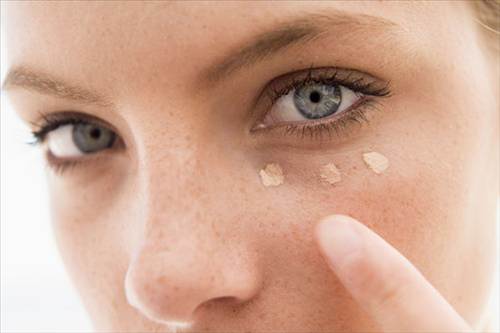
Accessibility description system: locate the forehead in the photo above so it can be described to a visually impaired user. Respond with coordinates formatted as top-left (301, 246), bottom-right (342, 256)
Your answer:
top-left (0, 2), bottom-right (441, 59)
top-left (1, 1), bottom-right (465, 102)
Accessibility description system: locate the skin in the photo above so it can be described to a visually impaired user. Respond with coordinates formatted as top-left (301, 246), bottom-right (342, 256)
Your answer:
top-left (1, 1), bottom-right (498, 332)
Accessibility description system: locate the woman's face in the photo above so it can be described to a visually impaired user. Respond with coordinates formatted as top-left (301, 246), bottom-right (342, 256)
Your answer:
top-left (2, 1), bottom-right (498, 332)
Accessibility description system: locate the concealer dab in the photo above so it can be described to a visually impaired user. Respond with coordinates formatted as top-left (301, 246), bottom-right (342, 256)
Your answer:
top-left (363, 151), bottom-right (389, 174)
top-left (320, 163), bottom-right (341, 185)
top-left (259, 163), bottom-right (284, 187)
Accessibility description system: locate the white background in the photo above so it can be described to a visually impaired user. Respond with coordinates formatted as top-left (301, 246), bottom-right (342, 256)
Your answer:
top-left (1, 28), bottom-right (93, 332)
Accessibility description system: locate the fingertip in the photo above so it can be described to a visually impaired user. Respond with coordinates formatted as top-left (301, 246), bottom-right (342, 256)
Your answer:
top-left (318, 214), bottom-right (361, 228)
top-left (314, 214), bottom-right (361, 244)
top-left (314, 214), bottom-right (364, 271)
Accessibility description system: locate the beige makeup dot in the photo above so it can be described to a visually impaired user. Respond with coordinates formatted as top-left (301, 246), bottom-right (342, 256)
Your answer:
top-left (363, 151), bottom-right (389, 174)
top-left (259, 163), bottom-right (284, 187)
top-left (319, 163), bottom-right (341, 185)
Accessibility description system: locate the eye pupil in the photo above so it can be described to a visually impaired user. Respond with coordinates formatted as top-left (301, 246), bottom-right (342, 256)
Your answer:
top-left (309, 91), bottom-right (321, 103)
top-left (90, 128), bottom-right (101, 139)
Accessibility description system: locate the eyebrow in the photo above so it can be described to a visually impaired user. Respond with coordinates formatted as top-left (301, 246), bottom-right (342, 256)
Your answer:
top-left (202, 11), bottom-right (399, 84)
top-left (1, 67), bottom-right (114, 107)
top-left (1, 11), bottom-right (399, 103)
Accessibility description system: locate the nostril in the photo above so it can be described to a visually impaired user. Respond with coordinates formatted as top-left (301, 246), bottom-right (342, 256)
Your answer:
top-left (194, 295), bottom-right (243, 314)
top-left (212, 296), bottom-right (237, 302)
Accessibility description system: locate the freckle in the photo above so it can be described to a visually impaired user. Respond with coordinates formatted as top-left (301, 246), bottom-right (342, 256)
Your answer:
top-left (363, 151), bottom-right (389, 174)
top-left (259, 163), bottom-right (284, 187)
top-left (319, 162), bottom-right (341, 185)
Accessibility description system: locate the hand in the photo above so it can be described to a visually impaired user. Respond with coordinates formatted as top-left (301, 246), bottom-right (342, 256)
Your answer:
top-left (314, 214), bottom-right (472, 332)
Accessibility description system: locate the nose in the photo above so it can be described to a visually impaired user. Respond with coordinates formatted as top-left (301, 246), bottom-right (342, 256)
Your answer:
top-left (126, 239), bottom-right (261, 323)
top-left (123, 178), bottom-right (262, 325)
top-left (125, 233), bottom-right (262, 324)
top-left (123, 127), bottom-right (262, 325)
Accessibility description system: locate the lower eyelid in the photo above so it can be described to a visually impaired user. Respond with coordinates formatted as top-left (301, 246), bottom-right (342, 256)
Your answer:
top-left (44, 147), bottom-right (122, 175)
top-left (251, 98), bottom-right (382, 143)
top-left (257, 95), bottom-right (370, 132)
top-left (45, 151), bottom-right (82, 175)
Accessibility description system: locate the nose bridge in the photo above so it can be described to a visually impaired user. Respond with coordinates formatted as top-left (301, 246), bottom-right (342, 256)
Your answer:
top-left (141, 126), bottom-right (201, 185)
top-left (136, 131), bottom-right (218, 270)
top-left (139, 128), bottom-right (209, 232)
top-left (130, 95), bottom-right (219, 233)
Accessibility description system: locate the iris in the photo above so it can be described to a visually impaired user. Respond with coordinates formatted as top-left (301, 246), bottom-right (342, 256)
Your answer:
top-left (293, 83), bottom-right (341, 119)
top-left (72, 123), bottom-right (116, 153)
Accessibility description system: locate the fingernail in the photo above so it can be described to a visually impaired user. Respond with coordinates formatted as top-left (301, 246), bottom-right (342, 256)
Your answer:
top-left (315, 215), bottom-right (363, 271)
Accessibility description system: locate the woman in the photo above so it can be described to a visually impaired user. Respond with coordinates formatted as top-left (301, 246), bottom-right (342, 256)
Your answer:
top-left (1, 1), bottom-right (498, 332)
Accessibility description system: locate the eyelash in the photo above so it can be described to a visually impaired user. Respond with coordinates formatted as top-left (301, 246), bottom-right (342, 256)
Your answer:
top-left (45, 153), bottom-right (82, 175)
top-left (32, 114), bottom-right (90, 143)
top-left (260, 66), bottom-right (391, 139)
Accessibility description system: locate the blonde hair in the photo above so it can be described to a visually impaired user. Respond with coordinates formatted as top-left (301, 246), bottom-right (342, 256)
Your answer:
top-left (473, 0), bottom-right (500, 52)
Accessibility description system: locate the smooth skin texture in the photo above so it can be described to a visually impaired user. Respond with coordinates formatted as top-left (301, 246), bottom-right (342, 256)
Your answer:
top-left (1, 1), bottom-right (498, 332)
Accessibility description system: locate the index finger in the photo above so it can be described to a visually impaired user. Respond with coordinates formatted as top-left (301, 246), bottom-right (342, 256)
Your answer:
top-left (314, 214), bottom-right (471, 332)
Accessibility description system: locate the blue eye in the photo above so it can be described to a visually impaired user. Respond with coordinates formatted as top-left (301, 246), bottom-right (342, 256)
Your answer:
top-left (293, 83), bottom-right (342, 119)
top-left (45, 122), bottom-right (116, 158)
top-left (258, 82), bottom-right (361, 128)
top-left (72, 123), bottom-right (116, 153)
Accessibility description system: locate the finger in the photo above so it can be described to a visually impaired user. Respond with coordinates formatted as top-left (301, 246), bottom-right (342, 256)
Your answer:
top-left (314, 214), bottom-right (471, 332)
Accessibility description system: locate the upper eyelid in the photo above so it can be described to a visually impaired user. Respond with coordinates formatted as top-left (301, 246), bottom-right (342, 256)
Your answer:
top-left (264, 66), bottom-right (390, 101)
